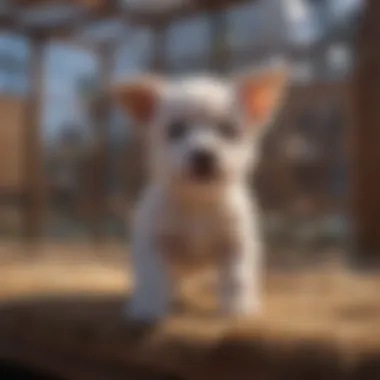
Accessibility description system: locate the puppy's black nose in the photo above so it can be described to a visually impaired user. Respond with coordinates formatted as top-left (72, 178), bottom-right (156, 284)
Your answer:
top-left (189, 149), bottom-right (217, 180)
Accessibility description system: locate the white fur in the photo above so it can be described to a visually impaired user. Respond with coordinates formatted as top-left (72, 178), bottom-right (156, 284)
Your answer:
top-left (126, 76), bottom-right (273, 321)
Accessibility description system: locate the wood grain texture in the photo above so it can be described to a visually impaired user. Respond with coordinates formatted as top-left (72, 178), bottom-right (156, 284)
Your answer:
top-left (352, 0), bottom-right (380, 263)
top-left (0, 244), bottom-right (379, 379)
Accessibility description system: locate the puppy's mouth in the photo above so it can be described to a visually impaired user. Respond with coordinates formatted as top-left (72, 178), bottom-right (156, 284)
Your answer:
top-left (188, 165), bottom-right (219, 183)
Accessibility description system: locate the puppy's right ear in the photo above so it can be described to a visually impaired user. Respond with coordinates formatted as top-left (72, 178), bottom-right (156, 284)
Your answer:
top-left (111, 75), bottom-right (162, 125)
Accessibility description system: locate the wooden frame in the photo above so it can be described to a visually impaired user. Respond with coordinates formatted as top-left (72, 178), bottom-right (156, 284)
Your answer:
top-left (351, 0), bottom-right (380, 265)
top-left (0, 0), bottom-right (251, 242)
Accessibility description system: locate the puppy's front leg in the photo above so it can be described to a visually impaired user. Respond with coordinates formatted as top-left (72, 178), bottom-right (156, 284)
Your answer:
top-left (127, 234), bottom-right (171, 322)
top-left (219, 223), bottom-right (261, 317)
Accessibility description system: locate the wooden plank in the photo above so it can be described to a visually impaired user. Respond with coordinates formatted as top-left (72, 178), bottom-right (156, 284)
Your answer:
top-left (0, 96), bottom-right (26, 191)
top-left (15, 0), bottom-right (251, 14)
top-left (16, 0), bottom-right (104, 8)
top-left (23, 36), bottom-right (46, 242)
top-left (89, 43), bottom-right (114, 241)
top-left (0, 250), bottom-right (379, 380)
top-left (351, 0), bottom-right (380, 265)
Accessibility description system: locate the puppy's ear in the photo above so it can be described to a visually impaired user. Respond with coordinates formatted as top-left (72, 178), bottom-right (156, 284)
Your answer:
top-left (111, 75), bottom-right (162, 125)
top-left (235, 60), bottom-right (289, 130)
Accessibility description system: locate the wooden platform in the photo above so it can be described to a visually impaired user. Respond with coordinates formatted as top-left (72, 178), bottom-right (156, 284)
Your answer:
top-left (0, 243), bottom-right (379, 380)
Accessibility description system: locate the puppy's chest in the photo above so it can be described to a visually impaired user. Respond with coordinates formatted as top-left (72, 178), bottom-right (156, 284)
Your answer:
top-left (157, 207), bottom-right (237, 259)
top-left (174, 215), bottom-right (219, 244)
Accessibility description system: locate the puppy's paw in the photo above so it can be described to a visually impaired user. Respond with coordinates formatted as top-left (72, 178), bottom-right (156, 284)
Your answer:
top-left (124, 300), bottom-right (169, 323)
top-left (221, 297), bottom-right (261, 318)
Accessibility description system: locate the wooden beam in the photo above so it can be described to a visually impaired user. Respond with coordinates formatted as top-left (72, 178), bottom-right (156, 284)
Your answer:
top-left (89, 42), bottom-right (114, 242)
top-left (23, 35), bottom-right (46, 242)
top-left (2, 1), bottom-right (149, 37)
top-left (16, 0), bottom-right (105, 8)
top-left (351, 0), bottom-right (380, 266)
top-left (3, 0), bottom-right (253, 40)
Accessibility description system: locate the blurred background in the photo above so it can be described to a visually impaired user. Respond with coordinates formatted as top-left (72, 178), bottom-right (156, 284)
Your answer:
top-left (1, 1), bottom-right (380, 379)
top-left (0, 0), bottom-right (367, 263)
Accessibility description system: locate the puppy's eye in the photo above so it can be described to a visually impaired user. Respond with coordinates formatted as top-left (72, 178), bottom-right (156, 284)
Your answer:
top-left (219, 121), bottom-right (240, 139)
top-left (168, 121), bottom-right (187, 140)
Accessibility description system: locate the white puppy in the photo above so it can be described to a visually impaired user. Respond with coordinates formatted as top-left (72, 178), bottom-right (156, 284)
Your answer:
top-left (112, 62), bottom-right (289, 321)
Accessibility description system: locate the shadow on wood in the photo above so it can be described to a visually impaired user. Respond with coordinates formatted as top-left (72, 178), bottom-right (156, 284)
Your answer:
top-left (0, 293), bottom-right (379, 380)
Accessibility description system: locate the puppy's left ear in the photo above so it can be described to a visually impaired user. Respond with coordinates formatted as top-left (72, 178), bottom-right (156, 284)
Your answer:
top-left (110, 75), bottom-right (163, 126)
top-left (235, 60), bottom-right (290, 131)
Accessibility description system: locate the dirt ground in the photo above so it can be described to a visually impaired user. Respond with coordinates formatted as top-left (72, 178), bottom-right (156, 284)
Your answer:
top-left (0, 242), bottom-right (379, 380)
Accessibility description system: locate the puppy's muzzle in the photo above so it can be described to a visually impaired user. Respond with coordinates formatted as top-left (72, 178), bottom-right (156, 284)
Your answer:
top-left (188, 149), bottom-right (218, 181)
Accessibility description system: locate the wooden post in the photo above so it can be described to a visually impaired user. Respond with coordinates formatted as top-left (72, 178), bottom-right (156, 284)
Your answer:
top-left (151, 20), bottom-right (168, 73)
top-left (352, 0), bottom-right (380, 265)
top-left (23, 35), bottom-right (46, 243)
top-left (90, 42), bottom-right (114, 242)
top-left (209, 9), bottom-right (229, 74)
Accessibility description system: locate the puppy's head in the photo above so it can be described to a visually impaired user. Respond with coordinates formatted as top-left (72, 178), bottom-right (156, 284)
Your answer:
top-left (112, 63), bottom-right (289, 189)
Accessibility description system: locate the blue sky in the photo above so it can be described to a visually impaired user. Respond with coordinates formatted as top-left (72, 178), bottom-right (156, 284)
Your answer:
top-left (0, 0), bottom-right (361, 142)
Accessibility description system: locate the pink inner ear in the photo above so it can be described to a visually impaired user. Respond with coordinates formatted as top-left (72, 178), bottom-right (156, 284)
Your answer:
top-left (113, 76), bottom-right (161, 125)
top-left (243, 86), bottom-right (275, 125)
top-left (122, 84), bottom-right (158, 125)
top-left (125, 85), bottom-right (157, 124)
top-left (240, 70), bottom-right (287, 126)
